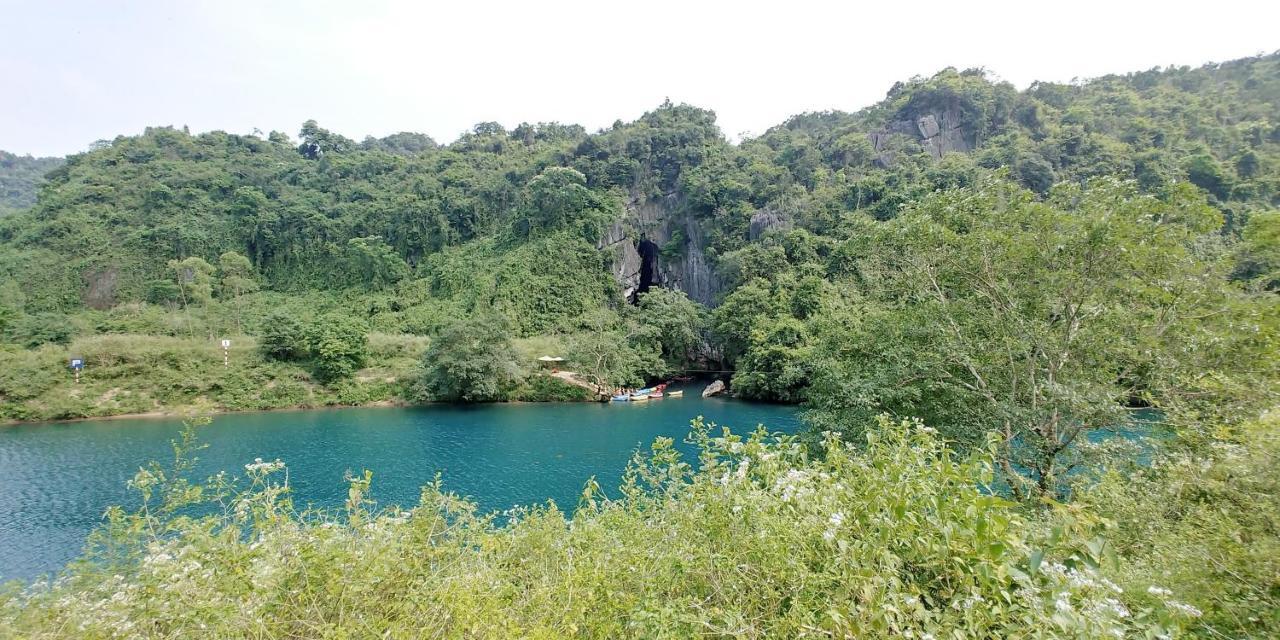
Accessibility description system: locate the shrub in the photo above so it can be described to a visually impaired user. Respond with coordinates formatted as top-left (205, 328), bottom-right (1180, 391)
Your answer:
top-left (1079, 413), bottom-right (1280, 638)
top-left (11, 312), bottom-right (75, 348)
top-left (511, 373), bottom-right (594, 402)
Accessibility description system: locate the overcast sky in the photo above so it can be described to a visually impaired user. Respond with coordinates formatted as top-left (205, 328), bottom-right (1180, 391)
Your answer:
top-left (3, 0), bottom-right (1277, 157)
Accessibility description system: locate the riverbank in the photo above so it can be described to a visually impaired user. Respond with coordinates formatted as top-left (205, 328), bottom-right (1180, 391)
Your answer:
top-left (0, 332), bottom-right (599, 425)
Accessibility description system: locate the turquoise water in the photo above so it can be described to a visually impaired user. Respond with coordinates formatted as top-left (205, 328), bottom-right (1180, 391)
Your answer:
top-left (0, 393), bottom-right (800, 581)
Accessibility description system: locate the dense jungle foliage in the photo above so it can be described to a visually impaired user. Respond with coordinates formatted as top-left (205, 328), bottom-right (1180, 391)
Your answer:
top-left (1, 53), bottom-right (1278, 638)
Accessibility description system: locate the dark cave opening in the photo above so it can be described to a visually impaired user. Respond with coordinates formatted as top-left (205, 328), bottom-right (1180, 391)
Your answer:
top-left (633, 236), bottom-right (660, 304)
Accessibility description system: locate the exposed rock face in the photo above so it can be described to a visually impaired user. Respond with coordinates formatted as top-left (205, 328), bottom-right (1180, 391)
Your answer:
top-left (868, 105), bottom-right (972, 166)
top-left (701, 379), bottom-right (726, 398)
top-left (597, 193), bottom-right (720, 306)
top-left (748, 209), bottom-right (791, 241)
top-left (82, 267), bottom-right (118, 310)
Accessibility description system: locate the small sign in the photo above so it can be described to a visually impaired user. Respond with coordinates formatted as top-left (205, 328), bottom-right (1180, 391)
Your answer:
top-left (69, 358), bottom-right (84, 370)
top-left (221, 339), bottom-right (231, 349)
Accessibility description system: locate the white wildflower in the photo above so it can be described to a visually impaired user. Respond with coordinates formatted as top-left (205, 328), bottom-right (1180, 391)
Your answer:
top-left (245, 457), bottom-right (285, 473)
top-left (1054, 592), bottom-right (1073, 613)
top-left (1147, 585), bottom-right (1172, 597)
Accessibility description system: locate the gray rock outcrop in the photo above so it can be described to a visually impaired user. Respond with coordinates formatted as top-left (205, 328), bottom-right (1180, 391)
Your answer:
top-left (868, 105), bottom-right (972, 166)
top-left (597, 192), bottom-right (720, 306)
top-left (701, 379), bottom-right (726, 398)
top-left (748, 209), bottom-right (791, 241)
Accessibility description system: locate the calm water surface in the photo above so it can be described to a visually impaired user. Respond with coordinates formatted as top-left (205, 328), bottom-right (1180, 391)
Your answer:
top-left (0, 392), bottom-right (800, 580)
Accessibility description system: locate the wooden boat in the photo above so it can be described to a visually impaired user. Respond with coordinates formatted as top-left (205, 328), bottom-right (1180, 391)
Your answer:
top-left (666, 390), bottom-right (684, 397)
top-left (631, 394), bottom-right (650, 401)
top-left (650, 391), bottom-right (664, 398)
top-left (611, 394), bottom-right (631, 402)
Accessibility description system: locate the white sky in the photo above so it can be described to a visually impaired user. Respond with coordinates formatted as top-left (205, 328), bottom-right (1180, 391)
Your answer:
top-left (2, 0), bottom-right (1277, 157)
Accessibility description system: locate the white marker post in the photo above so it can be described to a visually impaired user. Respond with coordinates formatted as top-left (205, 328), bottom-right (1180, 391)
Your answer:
top-left (69, 357), bottom-right (84, 384)
top-left (221, 339), bottom-right (231, 367)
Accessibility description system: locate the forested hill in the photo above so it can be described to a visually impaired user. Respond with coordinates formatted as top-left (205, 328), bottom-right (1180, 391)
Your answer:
top-left (0, 151), bottom-right (63, 215)
top-left (2, 53), bottom-right (1276, 319)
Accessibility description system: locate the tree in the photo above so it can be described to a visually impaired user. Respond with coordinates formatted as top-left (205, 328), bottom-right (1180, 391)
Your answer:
top-left (1235, 211), bottom-right (1280, 290)
top-left (569, 310), bottom-right (655, 390)
top-left (631, 288), bottom-right (707, 371)
top-left (344, 236), bottom-right (409, 289)
top-left (297, 120), bottom-right (354, 159)
top-left (807, 177), bottom-right (1228, 499)
top-left (168, 257), bottom-right (216, 307)
top-left (257, 311), bottom-right (308, 361)
top-left (218, 251), bottom-right (258, 333)
top-left (168, 257), bottom-right (216, 339)
top-left (12, 312), bottom-right (75, 348)
top-left (513, 167), bottom-right (615, 241)
top-left (308, 314), bottom-right (368, 383)
top-left (730, 317), bottom-right (813, 402)
top-left (416, 316), bottom-right (519, 402)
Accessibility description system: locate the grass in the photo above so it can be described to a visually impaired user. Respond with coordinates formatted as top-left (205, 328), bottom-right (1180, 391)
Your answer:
top-left (0, 334), bottom-right (424, 422)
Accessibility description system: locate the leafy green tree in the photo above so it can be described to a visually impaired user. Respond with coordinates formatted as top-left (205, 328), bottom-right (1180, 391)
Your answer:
top-left (569, 310), bottom-right (656, 390)
top-left (631, 288), bottom-right (707, 371)
top-left (416, 316), bottom-right (519, 402)
top-left (344, 236), bottom-right (409, 289)
top-left (1235, 210), bottom-right (1280, 289)
top-left (297, 120), bottom-right (355, 159)
top-left (0, 279), bottom-right (24, 339)
top-left (1185, 153), bottom-right (1233, 200)
top-left (807, 177), bottom-right (1229, 499)
top-left (711, 279), bottom-right (787, 364)
top-left (513, 167), bottom-right (615, 241)
top-left (218, 251), bottom-right (258, 333)
top-left (257, 311), bottom-right (308, 361)
top-left (308, 314), bottom-right (368, 383)
top-left (1015, 151), bottom-right (1056, 194)
top-left (144, 280), bottom-right (182, 306)
top-left (168, 257), bottom-right (216, 308)
top-left (730, 317), bottom-right (813, 402)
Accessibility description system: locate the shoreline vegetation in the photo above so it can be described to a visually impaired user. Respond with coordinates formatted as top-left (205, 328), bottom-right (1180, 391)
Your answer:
top-left (2, 414), bottom-right (1276, 637)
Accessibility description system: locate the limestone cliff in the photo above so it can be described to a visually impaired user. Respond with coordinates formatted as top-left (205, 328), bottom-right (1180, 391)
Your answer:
top-left (597, 192), bottom-right (720, 306)
top-left (869, 104), bottom-right (972, 167)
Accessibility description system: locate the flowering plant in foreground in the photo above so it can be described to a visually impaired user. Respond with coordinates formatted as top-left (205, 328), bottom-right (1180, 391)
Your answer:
top-left (0, 416), bottom-right (1195, 638)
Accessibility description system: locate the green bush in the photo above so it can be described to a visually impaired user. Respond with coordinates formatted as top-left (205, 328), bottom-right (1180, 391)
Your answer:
top-left (1080, 413), bottom-right (1280, 638)
top-left (11, 312), bottom-right (75, 348)
top-left (511, 373), bottom-right (594, 402)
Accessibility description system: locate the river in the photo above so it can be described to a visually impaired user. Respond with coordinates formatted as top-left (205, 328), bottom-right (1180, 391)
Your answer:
top-left (0, 392), bottom-right (801, 581)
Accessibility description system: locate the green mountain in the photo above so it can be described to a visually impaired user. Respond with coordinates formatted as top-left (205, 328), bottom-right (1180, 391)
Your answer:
top-left (1, 52), bottom-right (1277, 420)
top-left (2, 54), bottom-right (1276, 316)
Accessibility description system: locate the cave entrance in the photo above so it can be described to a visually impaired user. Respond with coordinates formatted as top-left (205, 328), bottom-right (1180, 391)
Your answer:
top-left (632, 235), bottom-right (660, 305)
